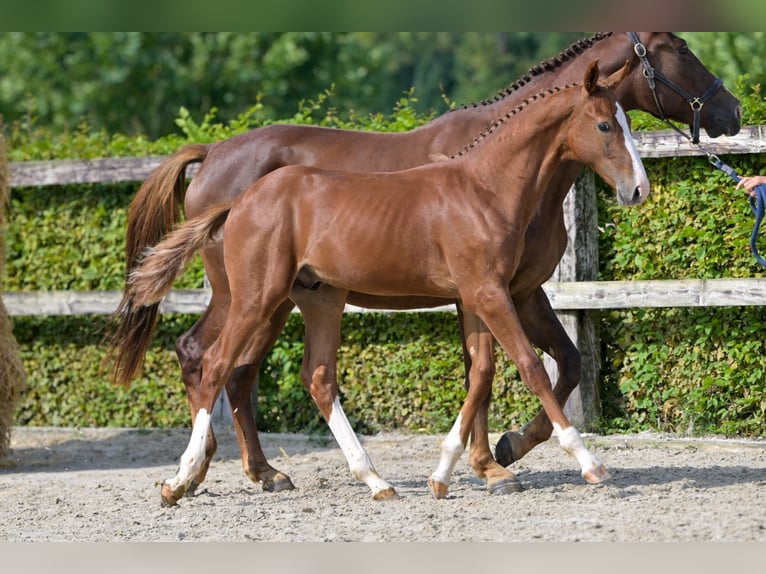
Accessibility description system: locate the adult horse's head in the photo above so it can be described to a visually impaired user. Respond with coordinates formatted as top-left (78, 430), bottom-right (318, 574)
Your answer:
top-left (618, 32), bottom-right (741, 141)
top-left (569, 60), bottom-right (650, 207)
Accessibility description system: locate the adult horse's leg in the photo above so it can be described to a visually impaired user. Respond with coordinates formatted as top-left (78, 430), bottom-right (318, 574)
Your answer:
top-left (465, 283), bottom-right (609, 485)
top-left (428, 306), bottom-right (520, 499)
top-left (494, 287), bottom-right (581, 467)
top-left (224, 298), bottom-right (297, 492)
top-left (293, 285), bottom-right (398, 501)
top-left (452, 307), bottom-right (523, 495)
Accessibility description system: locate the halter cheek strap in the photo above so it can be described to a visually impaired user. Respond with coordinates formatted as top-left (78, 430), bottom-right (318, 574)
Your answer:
top-left (628, 32), bottom-right (723, 145)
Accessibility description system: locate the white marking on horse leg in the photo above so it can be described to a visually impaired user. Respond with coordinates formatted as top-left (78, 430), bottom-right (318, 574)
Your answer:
top-left (164, 408), bottom-right (211, 495)
top-left (326, 396), bottom-right (394, 497)
top-left (430, 413), bottom-right (465, 488)
top-left (553, 422), bottom-right (604, 477)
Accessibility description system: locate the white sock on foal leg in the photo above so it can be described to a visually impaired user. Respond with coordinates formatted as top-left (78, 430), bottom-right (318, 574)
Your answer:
top-left (326, 396), bottom-right (395, 497)
top-left (553, 422), bottom-right (606, 479)
top-left (164, 408), bottom-right (211, 494)
top-left (430, 413), bottom-right (464, 488)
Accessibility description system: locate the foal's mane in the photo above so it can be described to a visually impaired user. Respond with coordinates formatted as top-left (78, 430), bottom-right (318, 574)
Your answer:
top-left (455, 32), bottom-right (612, 111)
top-left (450, 82), bottom-right (580, 159)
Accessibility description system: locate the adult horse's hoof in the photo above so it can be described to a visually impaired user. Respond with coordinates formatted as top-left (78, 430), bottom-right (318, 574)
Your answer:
top-left (495, 431), bottom-right (523, 467)
top-left (160, 481), bottom-right (184, 507)
top-left (262, 473), bottom-right (296, 493)
top-left (427, 477), bottom-right (449, 500)
top-left (487, 476), bottom-right (523, 495)
top-left (582, 464), bottom-right (611, 484)
top-left (373, 487), bottom-right (400, 501)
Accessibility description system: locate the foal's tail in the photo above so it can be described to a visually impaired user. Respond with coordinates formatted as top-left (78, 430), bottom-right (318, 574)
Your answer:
top-left (105, 144), bottom-right (208, 385)
top-left (127, 203), bottom-right (232, 307)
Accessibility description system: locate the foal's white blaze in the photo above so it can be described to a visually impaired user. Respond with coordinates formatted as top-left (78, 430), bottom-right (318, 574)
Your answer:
top-left (430, 413), bottom-right (465, 487)
top-left (553, 422), bottom-right (604, 477)
top-left (615, 102), bottom-right (650, 201)
top-left (326, 396), bottom-right (394, 496)
top-left (165, 408), bottom-right (211, 493)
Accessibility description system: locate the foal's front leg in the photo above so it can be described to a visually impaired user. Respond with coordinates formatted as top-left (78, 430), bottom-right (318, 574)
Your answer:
top-left (466, 284), bottom-right (610, 485)
top-left (429, 306), bottom-right (521, 498)
top-left (448, 307), bottom-right (523, 496)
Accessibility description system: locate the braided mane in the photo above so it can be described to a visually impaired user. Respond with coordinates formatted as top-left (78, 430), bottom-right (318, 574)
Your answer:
top-left (451, 82), bottom-right (580, 158)
top-left (455, 32), bottom-right (612, 110)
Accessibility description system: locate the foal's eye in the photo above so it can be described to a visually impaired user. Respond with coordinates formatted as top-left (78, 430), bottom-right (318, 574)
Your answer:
top-left (598, 122), bottom-right (611, 133)
top-left (678, 43), bottom-right (689, 55)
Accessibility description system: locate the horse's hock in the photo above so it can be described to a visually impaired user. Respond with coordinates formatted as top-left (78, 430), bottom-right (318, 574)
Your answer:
top-left (0, 133), bottom-right (27, 456)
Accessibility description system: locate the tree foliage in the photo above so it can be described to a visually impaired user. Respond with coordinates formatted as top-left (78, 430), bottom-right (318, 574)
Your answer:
top-left (0, 32), bottom-right (584, 138)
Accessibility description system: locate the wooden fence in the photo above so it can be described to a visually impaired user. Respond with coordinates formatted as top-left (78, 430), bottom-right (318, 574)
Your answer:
top-left (4, 126), bottom-right (766, 426)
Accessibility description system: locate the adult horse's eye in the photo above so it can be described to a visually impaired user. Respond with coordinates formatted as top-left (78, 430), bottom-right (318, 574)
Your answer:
top-left (678, 43), bottom-right (689, 55)
top-left (598, 122), bottom-right (611, 133)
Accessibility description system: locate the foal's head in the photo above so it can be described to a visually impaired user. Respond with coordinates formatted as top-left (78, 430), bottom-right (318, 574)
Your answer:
top-left (569, 60), bottom-right (650, 206)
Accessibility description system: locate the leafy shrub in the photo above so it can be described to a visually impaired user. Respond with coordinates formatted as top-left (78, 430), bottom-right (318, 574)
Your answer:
top-left (597, 78), bottom-right (766, 436)
top-left (5, 80), bottom-right (766, 436)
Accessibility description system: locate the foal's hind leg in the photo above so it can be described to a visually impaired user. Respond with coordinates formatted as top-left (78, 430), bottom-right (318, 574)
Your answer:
top-left (174, 247), bottom-right (292, 495)
top-left (174, 300), bottom-right (225, 496)
top-left (293, 286), bottom-right (398, 501)
top-left (494, 287), bottom-right (584, 469)
top-left (464, 284), bottom-right (609, 485)
top-left (453, 308), bottom-right (523, 495)
top-left (161, 259), bottom-right (296, 505)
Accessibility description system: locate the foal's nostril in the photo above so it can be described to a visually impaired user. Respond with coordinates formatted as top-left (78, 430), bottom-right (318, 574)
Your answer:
top-left (633, 187), bottom-right (642, 203)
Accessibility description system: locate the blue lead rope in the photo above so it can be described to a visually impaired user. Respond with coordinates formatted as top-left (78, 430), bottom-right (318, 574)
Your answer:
top-left (708, 156), bottom-right (766, 267)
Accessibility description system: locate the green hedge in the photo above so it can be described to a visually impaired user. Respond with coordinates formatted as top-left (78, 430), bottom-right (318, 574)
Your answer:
top-left (5, 82), bottom-right (766, 436)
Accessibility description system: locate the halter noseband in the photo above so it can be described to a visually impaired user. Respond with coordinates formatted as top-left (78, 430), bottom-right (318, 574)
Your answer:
top-left (628, 32), bottom-right (723, 145)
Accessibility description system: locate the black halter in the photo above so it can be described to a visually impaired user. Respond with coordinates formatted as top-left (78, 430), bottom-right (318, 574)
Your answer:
top-left (628, 32), bottom-right (723, 145)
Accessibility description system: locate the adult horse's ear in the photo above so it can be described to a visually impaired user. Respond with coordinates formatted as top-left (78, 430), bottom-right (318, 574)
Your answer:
top-left (583, 60), bottom-right (600, 94)
top-left (605, 60), bottom-right (632, 90)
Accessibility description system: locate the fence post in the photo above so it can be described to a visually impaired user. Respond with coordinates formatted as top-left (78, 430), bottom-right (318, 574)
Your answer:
top-left (543, 169), bottom-right (601, 429)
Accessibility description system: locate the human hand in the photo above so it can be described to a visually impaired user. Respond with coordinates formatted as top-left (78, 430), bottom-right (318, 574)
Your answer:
top-left (735, 175), bottom-right (766, 197)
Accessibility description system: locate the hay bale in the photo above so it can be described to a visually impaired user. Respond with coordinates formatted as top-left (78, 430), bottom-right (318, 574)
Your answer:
top-left (0, 132), bottom-right (27, 456)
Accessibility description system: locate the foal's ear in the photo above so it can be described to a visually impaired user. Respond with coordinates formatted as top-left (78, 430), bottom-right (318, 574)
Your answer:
top-left (605, 59), bottom-right (632, 90)
top-left (583, 60), bottom-right (600, 94)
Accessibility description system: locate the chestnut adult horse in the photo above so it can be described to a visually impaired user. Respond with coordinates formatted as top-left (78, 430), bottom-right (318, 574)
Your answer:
top-left (125, 61), bottom-right (649, 504)
top-left (108, 33), bottom-right (741, 497)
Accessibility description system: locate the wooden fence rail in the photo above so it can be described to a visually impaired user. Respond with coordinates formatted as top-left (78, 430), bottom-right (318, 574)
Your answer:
top-left (4, 278), bottom-right (766, 317)
top-left (5, 126), bottom-right (766, 427)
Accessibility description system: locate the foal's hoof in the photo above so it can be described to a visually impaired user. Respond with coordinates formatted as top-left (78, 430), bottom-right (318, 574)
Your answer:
top-left (428, 477), bottom-right (449, 500)
top-left (488, 476), bottom-right (523, 495)
top-left (582, 464), bottom-right (611, 484)
top-left (262, 473), bottom-right (296, 493)
top-left (160, 481), bottom-right (184, 507)
top-left (495, 431), bottom-right (523, 467)
top-left (373, 487), bottom-right (400, 501)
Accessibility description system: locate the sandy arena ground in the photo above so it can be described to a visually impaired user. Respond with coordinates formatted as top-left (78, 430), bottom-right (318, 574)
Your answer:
top-left (1, 426), bottom-right (764, 542)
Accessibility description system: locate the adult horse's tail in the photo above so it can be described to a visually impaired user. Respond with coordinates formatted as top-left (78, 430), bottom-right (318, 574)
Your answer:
top-left (105, 144), bottom-right (209, 385)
